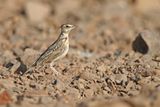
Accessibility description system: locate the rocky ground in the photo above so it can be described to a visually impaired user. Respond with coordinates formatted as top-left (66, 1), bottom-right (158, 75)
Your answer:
top-left (0, 0), bottom-right (160, 107)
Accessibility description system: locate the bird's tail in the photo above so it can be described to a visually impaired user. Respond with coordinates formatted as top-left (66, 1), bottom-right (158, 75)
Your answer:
top-left (23, 62), bottom-right (37, 75)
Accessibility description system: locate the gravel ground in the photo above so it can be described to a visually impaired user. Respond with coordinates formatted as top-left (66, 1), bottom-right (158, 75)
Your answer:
top-left (0, 0), bottom-right (160, 107)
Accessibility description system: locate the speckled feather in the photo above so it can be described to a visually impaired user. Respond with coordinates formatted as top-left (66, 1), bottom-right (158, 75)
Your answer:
top-left (32, 37), bottom-right (68, 67)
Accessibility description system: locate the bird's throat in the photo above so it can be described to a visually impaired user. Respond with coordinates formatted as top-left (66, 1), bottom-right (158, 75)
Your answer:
top-left (60, 32), bottom-right (69, 39)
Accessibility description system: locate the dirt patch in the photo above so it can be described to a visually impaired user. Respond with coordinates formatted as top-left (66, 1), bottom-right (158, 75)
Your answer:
top-left (0, 0), bottom-right (160, 107)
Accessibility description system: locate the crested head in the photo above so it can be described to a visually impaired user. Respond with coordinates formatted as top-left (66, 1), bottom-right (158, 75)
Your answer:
top-left (60, 24), bottom-right (75, 34)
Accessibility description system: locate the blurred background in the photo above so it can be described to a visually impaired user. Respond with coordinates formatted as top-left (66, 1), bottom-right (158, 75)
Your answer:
top-left (0, 0), bottom-right (160, 55)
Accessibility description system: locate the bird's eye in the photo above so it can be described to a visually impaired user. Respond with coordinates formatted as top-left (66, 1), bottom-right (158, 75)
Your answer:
top-left (66, 25), bottom-right (69, 28)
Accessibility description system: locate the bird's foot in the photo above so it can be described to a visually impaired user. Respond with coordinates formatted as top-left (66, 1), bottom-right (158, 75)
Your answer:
top-left (50, 66), bottom-right (59, 76)
top-left (50, 62), bottom-right (60, 76)
top-left (23, 67), bottom-right (34, 75)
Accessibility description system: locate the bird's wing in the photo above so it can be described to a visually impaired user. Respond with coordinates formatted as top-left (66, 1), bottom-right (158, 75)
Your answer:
top-left (32, 38), bottom-right (65, 67)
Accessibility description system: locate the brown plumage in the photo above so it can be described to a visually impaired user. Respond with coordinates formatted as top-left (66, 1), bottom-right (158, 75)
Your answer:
top-left (26, 24), bottom-right (75, 75)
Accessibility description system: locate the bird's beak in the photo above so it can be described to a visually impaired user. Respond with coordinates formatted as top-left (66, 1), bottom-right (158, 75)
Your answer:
top-left (71, 25), bottom-right (76, 29)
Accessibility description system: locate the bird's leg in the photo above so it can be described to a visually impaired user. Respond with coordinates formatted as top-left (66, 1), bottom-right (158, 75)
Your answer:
top-left (50, 61), bottom-right (59, 75)
top-left (24, 66), bottom-right (35, 75)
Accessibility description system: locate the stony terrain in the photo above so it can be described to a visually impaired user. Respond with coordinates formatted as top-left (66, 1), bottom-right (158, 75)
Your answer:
top-left (0, 0), bottom-right (160, 107)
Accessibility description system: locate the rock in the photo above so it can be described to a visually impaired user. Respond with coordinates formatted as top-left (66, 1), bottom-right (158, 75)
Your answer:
top-left (0, 79), bottom-right (15, 90)
top-left (0, 83), bottom-right (12, 105)
top-left (0, 53), bottom-right (5, 66)
top-left (38, 96), bottom-right (53, 104)
top-left (0, 66), bottom-right (10, 76)
top-left (3, 50), bottom-right (15, 61)
top-left (80, 71), bottom-right (99, 81)
top-left (44, 68), bottom-right (52, 75)
top-left (16, 62), bottom-right (27, 75)
top-left (0, 90), bottom-right (12, 105)
top-left (84, 89), bottom-right (94, 98)
top-left (78, 80), bottom-right (85, 89)
top-left (5, 62), bottom-right (14, 69)
top-left (126, 81), bottom-right (135, 91)
top-left (10, 35), bottom-right (24, 48)
top-left (21, 48), bottom-right (39, 66)
top-left (0, 79), bottom-right (18, 103)
top-left (25, 1), bottom-right (51, 22)
top-left (138, 76), bottom-right (152, 85)
top-left (78, 83), bottom-right (84, 90)
top-left (97, 64), bottom-right (106, 72)
top-left (132, 30), bottom-right (160, 55)
top-left (55, 79), bottom-right (66, 92)
top-left (9, 60), bottom-right (21, 74)
top-left (4, 59), bottom-right (22, 74)
top-left (12, 48), bottom-right (23, 57)
top-left (128, 90), bottom-right (140, 96)
top-left (115, 74), bottom-right (127, 86)
top-left (66, 88), bottom-right (80, 100)
top-left (29, 82), bottom-right (38, 89)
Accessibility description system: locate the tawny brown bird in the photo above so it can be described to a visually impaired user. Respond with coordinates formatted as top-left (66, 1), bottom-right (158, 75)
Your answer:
top-left (26, 24), bottom-right (75, 75)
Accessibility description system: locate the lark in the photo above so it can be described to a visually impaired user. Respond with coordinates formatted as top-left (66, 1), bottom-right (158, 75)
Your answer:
top-left (26, 24), bottom-right (75, 75)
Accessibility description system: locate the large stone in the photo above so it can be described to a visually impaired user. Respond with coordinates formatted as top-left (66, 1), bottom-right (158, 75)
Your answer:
top-left (132, 30), bottom-right (160, 56)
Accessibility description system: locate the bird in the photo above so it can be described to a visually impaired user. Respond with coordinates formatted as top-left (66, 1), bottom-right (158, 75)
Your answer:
top-left (25, 24), bottom-right (75, 75)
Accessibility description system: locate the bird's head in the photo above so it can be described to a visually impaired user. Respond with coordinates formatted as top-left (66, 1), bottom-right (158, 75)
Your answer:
top-left (61, 24), bottom-right (75, 33)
